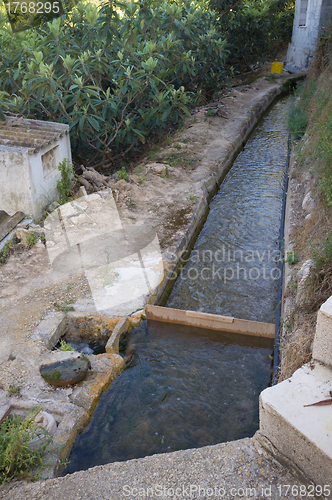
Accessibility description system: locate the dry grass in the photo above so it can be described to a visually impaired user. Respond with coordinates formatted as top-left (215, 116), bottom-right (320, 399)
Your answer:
top-left (279, 312), bottom-right (317, 382)
top-left (278, 50), bottom-right (332, 379)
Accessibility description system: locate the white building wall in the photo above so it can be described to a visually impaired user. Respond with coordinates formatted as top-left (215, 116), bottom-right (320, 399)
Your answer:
top-left (286, 0), bottom-right (327, 71)
top-left (0, 149), bottom-right (34, 216)
top-left (0, 120), bottom-right (71, 220)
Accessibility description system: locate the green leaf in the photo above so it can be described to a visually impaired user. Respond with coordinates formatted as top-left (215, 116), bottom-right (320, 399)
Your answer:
top-left (87, 116), bottom-right (100, 131)
top-left (0, 110), bottom-right (6, 122)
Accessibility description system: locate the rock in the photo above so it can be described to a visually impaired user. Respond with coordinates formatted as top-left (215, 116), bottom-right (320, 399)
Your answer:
top-left (296, 259), bottom-right (314, 303)
top-left (115, 179), bottom-right (131, 191)
top-left (86, 193), bottom-right (100, 201)
top-left (35, 411), bottom-right (57, 435)
top-left (60, 203), bottom-right (77, 218)
top-left (34, 242), bottom-right (45, 252)
top-left (148, 162), bottom-right (170, 174)
top-left (39, 351), bottom-right (90, 387)
top-left (71, 213), bottom-right (88, 225)
top-left (78, 186), bottom-right (87, 197)
top-left (48, 201), bottom-right (60, 212)
top-left (302, 191), bottom-right (315, 213)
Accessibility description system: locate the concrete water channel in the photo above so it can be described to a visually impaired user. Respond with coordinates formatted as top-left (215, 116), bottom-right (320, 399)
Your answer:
top-left (65, 96), bottom-right (292, 474)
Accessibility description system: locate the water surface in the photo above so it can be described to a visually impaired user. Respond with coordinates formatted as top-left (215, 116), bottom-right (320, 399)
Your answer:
top-left (66, 321), bottom-right (272, 472)
top-left (167, 97), bottom-right (291, 323)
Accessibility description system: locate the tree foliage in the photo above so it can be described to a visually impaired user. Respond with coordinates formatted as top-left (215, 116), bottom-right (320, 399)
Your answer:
top-left (0, 0), bottom-right (294, 164)
top-left (0, 0), bottom-right (227, 162)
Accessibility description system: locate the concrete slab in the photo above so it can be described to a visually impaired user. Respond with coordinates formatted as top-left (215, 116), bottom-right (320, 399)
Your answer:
top-left (146, 304), bottom-right (275, 338)
top-left (0, 436), bottom-right (318, 500)
top-left (313, 295), bottom-right (332, 367)
top-left (259, 362), bottom-right (332, 491)
top-left (31, 312), bottom-right (66, 350)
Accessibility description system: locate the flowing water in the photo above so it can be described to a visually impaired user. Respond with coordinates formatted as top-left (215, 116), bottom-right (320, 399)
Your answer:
top-left (167, 97), bottom-right (291, 323)
top-left (66, 96), bottom-right (290, 473)
top-left (66, 320), bottom-right (273, 473)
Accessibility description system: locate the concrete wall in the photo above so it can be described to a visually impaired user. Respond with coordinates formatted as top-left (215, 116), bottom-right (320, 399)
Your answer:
top-left (0, 149), bottom-right (33, 216)
top-left (0, 120), bottom-right (71, 220)
top-left (286, 0), bottom-right (331, 71)
top-left (28, 133), bottom-right (71, 219)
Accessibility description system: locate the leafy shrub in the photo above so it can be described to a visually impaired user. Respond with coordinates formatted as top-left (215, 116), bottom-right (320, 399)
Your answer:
top-left (0, 240), bottom-right (14, 265)
top-left (0, 1), bottom-right (227, 164)
top-left (116, 166), bottom-right (129, 182)
top-left (210, 0), bottom-right (295, 70)
top-left (57, 159), bottom-right (74, 204)
top-left (26, 233), bottom-right (38, 247)
top-left (59, 340), bottom-right (76, 352)
top-left (285, 250), bottom-right (299, 265)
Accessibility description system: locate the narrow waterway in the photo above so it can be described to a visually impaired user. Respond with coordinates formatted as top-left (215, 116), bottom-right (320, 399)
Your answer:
top-left (66, 95), bottom-right (290, 474)
top-left (167, 97), bottom-right (291, 323)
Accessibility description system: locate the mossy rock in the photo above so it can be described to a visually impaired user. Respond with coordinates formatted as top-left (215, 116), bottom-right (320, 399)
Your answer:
top-left (40, 351), bottom-right (90, 387)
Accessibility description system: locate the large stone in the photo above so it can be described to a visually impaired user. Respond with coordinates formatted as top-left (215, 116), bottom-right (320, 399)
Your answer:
top-left (313, 295), bottom-right (332, 367)
top-left (39, 351), bottom-right (90, 387)
top-left (259, 363), bottom-right (332, 492)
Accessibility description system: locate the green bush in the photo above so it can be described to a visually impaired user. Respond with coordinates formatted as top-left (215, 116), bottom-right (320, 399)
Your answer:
top-left (0, 408), bottom-right (53, 484)
top-left (0, 0), bottom-right (294, 164)
top-left (288, 107), bottom-right (308, 140)
top-left (210, 0), bottom-right (295, 70)
top-left (57, 159), bottom-right (74, 204)
top-left (0, 1), bottom-right (227, 164)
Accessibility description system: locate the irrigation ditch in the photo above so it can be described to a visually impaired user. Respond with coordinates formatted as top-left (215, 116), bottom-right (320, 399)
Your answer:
top-left (0, 72), bottom-right (307, 484)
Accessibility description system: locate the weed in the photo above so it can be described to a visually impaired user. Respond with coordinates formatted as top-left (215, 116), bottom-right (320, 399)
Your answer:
top-left (54, 298), bottom-right (74, 312)
top-left (312, 232), bottom-right (332, 269)
top-left (264, 74), bottom-right (277, 82)
top-left (173, 143), bottom-right (181, 149)
top-left (205, 110), bottom-right (215, 117)
top-left (182, 138), bottom-right (189, 143)
top-left (57, 159), bottom-right (74, 205)
top-left (288, 108), bottom-right (308, 140)
top-left (127, 198), bottom-right (137, 209)
top-left (116, 166), bottom-right (129, 182)
top-left (280, 313), bottom-right (295, 334)
top-left (0, 406), bottom-right (63, 484)
top-left (0, 240), bottom-right (14, 265)
top-left (59, 340), bottom-right (76, 352)
top-left (138, 178), bottom-right (144, 184)
top-left (162, 166), bottom-right (169, 178)
top-left (136, 166), bottom-right (142, 174)
top-left (189, 195), bottom-right (197, 201)
top-left (26, 233), bottom-right (38, 248)
top-left (167, 155), bottom-right (182, 168)
top-left (286, 250), bottom-right (300, 265)
top-left (6, 386), bottom-right (21, 398)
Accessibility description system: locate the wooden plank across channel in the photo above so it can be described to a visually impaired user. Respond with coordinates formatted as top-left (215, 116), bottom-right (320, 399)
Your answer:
top-left (146, 305), bottom-right (275, 339)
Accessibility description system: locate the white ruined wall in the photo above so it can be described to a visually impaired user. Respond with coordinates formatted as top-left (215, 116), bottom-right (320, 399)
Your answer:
top-left (0, 121), bottom-right (71, 220)
top-left (0, 149), bottom-right (34, 216)
top-left (28, 130), bottom-right (71, 218)
top-left (286, 0), bottom-right (328, 71)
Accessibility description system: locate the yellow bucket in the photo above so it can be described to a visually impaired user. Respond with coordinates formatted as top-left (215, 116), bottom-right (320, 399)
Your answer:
top-left (271, 62), bottom-right (283, 74)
